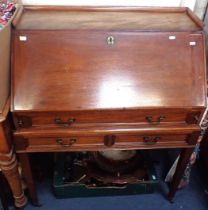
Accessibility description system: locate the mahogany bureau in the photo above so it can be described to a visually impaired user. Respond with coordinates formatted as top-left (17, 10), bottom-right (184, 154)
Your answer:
top-left (10, 6), bottom-right (206, 205)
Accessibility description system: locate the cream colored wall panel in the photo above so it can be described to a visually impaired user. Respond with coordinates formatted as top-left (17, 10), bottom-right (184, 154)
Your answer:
top-left (194, 0), bottom-right (208, 19)
top-left (22, 0), bottom-right (182, 7)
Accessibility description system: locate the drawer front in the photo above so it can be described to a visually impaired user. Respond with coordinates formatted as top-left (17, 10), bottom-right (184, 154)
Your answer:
top-left (14, 132), bottom-right (199, 152)
top-left (13, 108), bottom-right (202, 128)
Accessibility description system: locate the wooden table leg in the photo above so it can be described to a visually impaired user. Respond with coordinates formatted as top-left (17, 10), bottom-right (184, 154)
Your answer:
top-left (0, 149), bottom-right (27, 208)
top-left (0, 100), bottom-right (27, 209)
top-left (167, 148), bottom-right (194, 202)
top-left (18, 153), bottom-right (40, 206)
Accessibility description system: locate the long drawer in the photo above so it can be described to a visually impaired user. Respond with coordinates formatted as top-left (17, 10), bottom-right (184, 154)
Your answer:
top-left (13, 108), bottom-right (203, 128)
top-left (13, 124), bottom-right (200, 152)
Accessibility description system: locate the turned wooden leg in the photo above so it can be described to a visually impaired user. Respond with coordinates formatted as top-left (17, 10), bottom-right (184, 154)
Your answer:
top-left (167, 148), bottom-right (194, 202)
top-left (18, 153), bottom-right (39, 206)
top-left (0, 149), bottom-right (27, 208)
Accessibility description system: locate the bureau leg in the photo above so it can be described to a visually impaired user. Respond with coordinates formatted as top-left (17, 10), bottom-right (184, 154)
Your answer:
top-left (18, 153), bottom-right (39, 206)
top-left (0, 149), bottom-right (27, 208)
top-left (167, 148), bottom-right (194, 202)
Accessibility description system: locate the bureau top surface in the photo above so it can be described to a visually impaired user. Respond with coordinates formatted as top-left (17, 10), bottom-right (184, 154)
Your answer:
top-left (13, 6), bottom-right (202, 31)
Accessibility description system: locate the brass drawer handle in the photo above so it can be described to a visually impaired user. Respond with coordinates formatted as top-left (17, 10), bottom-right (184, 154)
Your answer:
top-left (146, 115), bottom-right (165, 125)
top-left (54, 117), bottom-right (75, 127)
top-left (104, 135), bottom-right (116, 147)
top-left (143, 136), bottom-right (160, 145)
top-left (56, 138), bottom-right (76, 147)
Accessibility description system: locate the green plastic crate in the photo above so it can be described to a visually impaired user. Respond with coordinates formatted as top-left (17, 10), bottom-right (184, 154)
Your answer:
top-left (53, 153), bottom-right (158, 198)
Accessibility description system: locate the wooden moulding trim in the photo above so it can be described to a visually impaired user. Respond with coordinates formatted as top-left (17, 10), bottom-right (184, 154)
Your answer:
top-left (10, 29), bottom-right (15, 113)
top-left (10, 106), bottom-right (206, 113)
top-left (186, 7), bottom-right (204, 28)
top-left (202, 32), bottom-right (208, 105)
top-left (13, 124), bottom-right (201, 137)
top-left (0, 148), bottom-right (17, 171)
top-left (14, 5), bottom-right (200, 30)
top-left (0, 147), bottom-right (13, 158)
top-left (14, 195), bottom-right (27, 209)
top-left (23, 5), bottom-right (187, 13)
top-left (14, 193), bottom-right (25, 199)
top-left (0, 156), bottom-right (17, 170)
top-left (12, 4), bottom-right (24, 28)
top-left (0, 98), bottom-right (10, 123)
top-left (16, 144), bottom-right (196, 153)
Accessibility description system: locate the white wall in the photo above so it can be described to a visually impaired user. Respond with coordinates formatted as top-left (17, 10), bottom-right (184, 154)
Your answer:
top-left (22, 0), bottom-right (193, 9)
top-left (194, 0), bottom-right (208, 19)
top-left (20, 0), bottom-right (208, 19)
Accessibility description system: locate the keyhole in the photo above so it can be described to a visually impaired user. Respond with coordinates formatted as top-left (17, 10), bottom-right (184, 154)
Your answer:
top-left (107, 36), bottom-right (115, 45)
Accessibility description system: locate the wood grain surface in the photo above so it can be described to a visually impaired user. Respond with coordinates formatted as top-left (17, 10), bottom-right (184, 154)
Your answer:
top-left (12, 31), bottom-right (206, 111)
top-left (13, 6), bottom-right (202, 31)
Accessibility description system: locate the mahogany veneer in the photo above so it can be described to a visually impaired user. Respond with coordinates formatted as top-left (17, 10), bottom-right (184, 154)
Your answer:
top-left (10, 6), bottom-right (207, 205)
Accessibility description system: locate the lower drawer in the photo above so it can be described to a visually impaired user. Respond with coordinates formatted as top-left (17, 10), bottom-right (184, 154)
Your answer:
top-left (14, 132), bottom-right (200, 152)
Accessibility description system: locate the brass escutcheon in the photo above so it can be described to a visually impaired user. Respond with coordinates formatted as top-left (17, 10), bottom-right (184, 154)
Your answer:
top-left (106, 35), bottom-right (115, 45)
